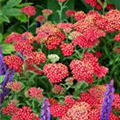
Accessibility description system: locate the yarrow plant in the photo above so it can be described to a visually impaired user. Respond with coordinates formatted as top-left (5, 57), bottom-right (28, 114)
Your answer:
top-left (0, 0), bottom-right (120, 119)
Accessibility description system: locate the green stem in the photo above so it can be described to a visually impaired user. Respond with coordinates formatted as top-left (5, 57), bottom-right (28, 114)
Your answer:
top-left (58, 0), bottom-right (69, 22)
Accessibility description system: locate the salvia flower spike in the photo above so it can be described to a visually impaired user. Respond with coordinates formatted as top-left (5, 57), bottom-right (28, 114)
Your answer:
top-left (100, 80), bottom-right (115, 120)
top-left (0, 69), bottom-right (14, 107)
top-left (40, 97), bottom-right (51, 120)
top-left (0, 46), bottom-right (7, 75)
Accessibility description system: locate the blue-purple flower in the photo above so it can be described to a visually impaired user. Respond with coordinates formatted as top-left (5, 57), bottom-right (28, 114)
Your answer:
top-left (40, 97), bottom-right (51, 120)
top-left (0, 69), bottom-right (14, 106)
top-left (0, 46), bottom-right (7, 75)
top-left (100, 80), bottom-right (115, 120)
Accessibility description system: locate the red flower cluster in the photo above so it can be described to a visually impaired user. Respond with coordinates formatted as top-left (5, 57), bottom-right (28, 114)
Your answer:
top-left (2, 101), bottom-right (19, 115)
top-left (34, 22), bottom-right (65, 49)
top-left (4, 55), bottom-right (23, 72)
top-left (36, 15), bottom-right (44, 22)
top-left (50, 84), bottom-right (120, 120)
top-left (26, 52), bottom-right (46, 65)
top-left (74, 11), bottom-right (86, 21)
top-left (50, 103), bottom-right (68, 117)
top-left (4, 32), bottom-right (21, 43)
top-left (84, 0), bottom-right (115, 10)
top-left (11, 106), bottom-right (39, 120)
top-left (6, 81), bottom-right (22, 92)
top-left (21, 6), bottom-right (36, 16)
top-left (72, 11), bottom-right (109, 48)
top-left (52, 84), bottom-right (64, 94)
top-left (114, 33), bottom-right (120, 41)
top-left (42, 9), bottom-right (53, 16)
top-left (66, 10), bottom-right (76, 17)
top-left (95, 10), bottom-right (120, 32)
top-left (14, 41), bottom-right (33, 55)
top-left (70, 53), bottom-right (108, 83)
top-left (28, 87), bottom-right (43, 100)
top-left (60, 43), bottom-right (74, 56)
top-left (57, 23), bottom-right (73, 33)
top-left (43, 63), bottom-right (69, 83)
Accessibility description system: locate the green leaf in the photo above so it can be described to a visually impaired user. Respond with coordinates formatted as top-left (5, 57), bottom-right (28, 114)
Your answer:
top-left (16, 13), bottom-right (27, 23)
top-left (5, 8), bottom-right (21, 16)
top-left (0, 75), bottom-right (4, 83)
top-left (2, 44), bottom-right (15, 54)
top-left (0, 14), bottom-right (10, 23)
top-left (6, 0), bottom-right (22, 8)
top-left (16, 2), bottom-right (33, 7)
top-left (106, 0), bottom-right (116, 4)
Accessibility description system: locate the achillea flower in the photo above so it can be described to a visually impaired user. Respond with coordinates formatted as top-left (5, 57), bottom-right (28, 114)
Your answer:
top-left (60, 43), bottom-right (74, 56)
top-left (36, 15), bottom-right (44, 22)
top-left (40, 98), bottom-right (51, 120)
top-left (27, 87), bottom-right (43, 100)
top-left (112, 94), bottom-right (120, 111)
top-left (50, 103), bottom-right (68, 117)
top-left (4, 55), bottom-right (23, 72)
top-left (57, 23), bottom-right (73, 33)
top-left (48, 54), bottom-right (60, 63)
top-left (74, 11), bottom-right (86, 21)
top-left (20, 33), bottom-right (34, 44)
top-left (88, 85), bottom-right (106, 104)
top-left (60, 114), bottom-right (72, 120)
top-left (14, 41), bottom-right (33, 55)
top-left (52, 84), bottom-right (64, 94)
top-left (79, 92), bottom-right (97, 106)
top-left (46, 31), bottom-right (65, 50)
top-left (100, 80), bottom-right (115, 120)
top-left (88, 109), bottom-right (100, 120)
top-left (21, 6), bottom-right (36, 16)
top-left (84, 0), bottom-right (115, 10)
top-left (104, 10), bottom-right (120, 32)
top-left (43, 63), bottom-right (69, 84)
top-left (66, 102), bottom-right (90, 120)
top-left (95, 51), bottom-right (102, 58)
top-left (42, 9), bottom-right (53, 16)
top-left (64, 95), bottom-right (76, 108)
top-left (35, 22), bottom-right (65, 49)
top-left (4, 32), bottom-right (21, 43)
top-left (11, 106), bottom-right (39, 120)
top-left (68, 31), bottom-right (81, 40)
top-left (66, 10), bottom-right (76, 17)
top-left (26, 52), bottom-right (46, 65)
top-left (113, 47), bottom-right (120, 54)
top-left (72, 27), bottom-right (105, 48)
top-left (6, 81), bottom-right (23, 92)
top-left (65, 77), bottom-right (74, 86)
top-left (2, 101), bottom-right (19, 115)
top-left (70, 53), bottom-right (108, 83)
top-left (114, 33), bottom-right (120, 41)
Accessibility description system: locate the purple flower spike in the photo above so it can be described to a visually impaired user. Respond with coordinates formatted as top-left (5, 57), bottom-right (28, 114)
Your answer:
top-left (0, 69), bottom-right (14, 106)
top-left (40, 98), bottom-right (51, 120)
top-left (0, 46), bottom-right (6, 75)
top-left (100, 80), bottom-right (115, 120)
